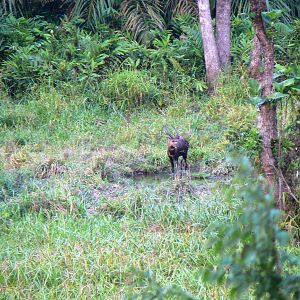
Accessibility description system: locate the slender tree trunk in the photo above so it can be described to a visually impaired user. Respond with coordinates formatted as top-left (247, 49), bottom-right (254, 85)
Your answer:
top-left (250, 0), bottom-right (280, 207)
top-left (197, 0), bottom-right (221, 88)
top-left (216, 0), bottom-right (232, 67)
top-left (249, 34), bottom-right (261, 78)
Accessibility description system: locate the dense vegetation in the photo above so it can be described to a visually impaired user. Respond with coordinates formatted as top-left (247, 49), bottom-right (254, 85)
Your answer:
top-left (0, 1), bottom-right (299, 299)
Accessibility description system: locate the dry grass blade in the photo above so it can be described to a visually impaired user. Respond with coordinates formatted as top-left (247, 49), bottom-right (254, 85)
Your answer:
top-left (35, 158), bottom-right (67, 179)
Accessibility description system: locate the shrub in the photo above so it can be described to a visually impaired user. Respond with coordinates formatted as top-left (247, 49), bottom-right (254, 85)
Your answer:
top-left (203, 157), bottom-right (300, 299)
top-left (0, 14), bottom-right (53, 62)
top-left (0, 16), bottom-right (142, 97)
top-left (100, 70), bottom-right (162, 109)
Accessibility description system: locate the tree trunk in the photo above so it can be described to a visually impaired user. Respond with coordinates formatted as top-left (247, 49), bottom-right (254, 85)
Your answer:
top-left (197, 0), bottom-right (221, 88)
top-left (249, 34), bottom-right (261, 78)
top-left (250, 0), bottom-right (280, 207)
top-left (216, 0), bottom-right (232, 67)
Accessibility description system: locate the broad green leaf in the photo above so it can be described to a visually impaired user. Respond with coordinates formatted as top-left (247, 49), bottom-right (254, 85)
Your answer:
top-left (280, 78), bottom-right (296, 88)
top-left (273, 82), bottom-right (284, 93)
top-left (291, 65), bottom-right (300, 77)
top-left (273, 72), bottom-right (285, 79)
top-left (262, 10), bottom-right (283, 23)
top-left (249, 96), bottom-right (266, 106)
top-left (268, 92), bottom-right (288, 100)
top-left (274, 64), bottom-right (286, 72)
top-left (291, 86), bottom-right (300, 93)
top-left (274, 22), bottom-right (293, 34)
top-left (275, 78), bottom-right (296, 92)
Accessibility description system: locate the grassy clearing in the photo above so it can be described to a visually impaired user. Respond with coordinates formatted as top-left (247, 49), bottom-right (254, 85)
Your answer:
top-left (0, 71), bottom-right (255, 173)
top-left (0, 73), bottom-right (260, 299)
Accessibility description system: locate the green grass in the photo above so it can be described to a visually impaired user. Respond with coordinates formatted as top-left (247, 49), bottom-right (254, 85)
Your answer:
top-left (0, 71), bottom-right (256, 172)
top-left (0, 73), bottom-right (261, 299)
top-left (0, 183), bottom-right (236, 299)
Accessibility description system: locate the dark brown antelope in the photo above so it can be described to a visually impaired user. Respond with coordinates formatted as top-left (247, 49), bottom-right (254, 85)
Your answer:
top-left (164, 127), bottom-right (189, 174)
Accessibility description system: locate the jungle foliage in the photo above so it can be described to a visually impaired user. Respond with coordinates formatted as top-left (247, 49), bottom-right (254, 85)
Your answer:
top-left (0, 2), bottom-right (299, 299)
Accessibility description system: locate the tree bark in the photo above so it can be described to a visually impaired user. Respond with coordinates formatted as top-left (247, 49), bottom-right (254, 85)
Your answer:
top-left (216, 0), bottom-right (232, 67)
top-left (250, 0), bottom-right (280, 207)
top-left (197, 0), bottom-right (221, 88)
top-left (249, 34), bottom-right (261, 79)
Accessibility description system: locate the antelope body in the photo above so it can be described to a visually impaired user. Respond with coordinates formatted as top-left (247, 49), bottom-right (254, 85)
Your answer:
top-left (165, 128), bottom-right (189, 173)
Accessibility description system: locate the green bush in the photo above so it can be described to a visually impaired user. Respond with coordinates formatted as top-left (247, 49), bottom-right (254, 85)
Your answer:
top-left (203, 157), bottom-right (300, 299)
top-left (226, 126), bottom-right (261, 159)
top-left (100, 70), bottom-right (163, 109)
top-left (0, 16), bottom-right (142, 96)
top-left (231, 16), bottom-right (254, 64)
top-left (0, 14), bottom-right (53, 62)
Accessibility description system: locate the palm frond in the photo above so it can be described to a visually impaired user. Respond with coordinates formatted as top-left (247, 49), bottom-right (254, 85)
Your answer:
top-left (268, 0), bottom-right (300, 23)
top-left (1, 0), bottom-right (24, 15)
top-left (231, 0), bottom-right (299, 21)
top-left (164, 0), bottom-right (197, 21)
top-left (1, 0), bottom-right (65, 16)
top-left (120, 0), bottom-right (165, 44)
top-left (66, 0), bottom-right (119, 30)
top-left (231, 0), bottom-right (250, 16)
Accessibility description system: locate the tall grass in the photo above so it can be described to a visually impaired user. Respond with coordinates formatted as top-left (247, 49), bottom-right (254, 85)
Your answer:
top-left (0, 179), bottom-right (237, 299)
top-left (0, 70), bottom-right (257, 298)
